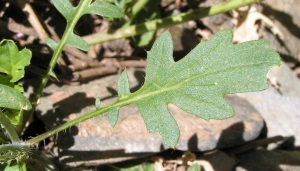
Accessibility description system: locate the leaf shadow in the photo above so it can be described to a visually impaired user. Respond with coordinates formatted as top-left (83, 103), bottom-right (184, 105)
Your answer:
top-left (186, 122), bottom-right (246, 152)
top-left (32, 92), bottom-right (95, 150)
top-left (262, 5), bottom-right (300, 40)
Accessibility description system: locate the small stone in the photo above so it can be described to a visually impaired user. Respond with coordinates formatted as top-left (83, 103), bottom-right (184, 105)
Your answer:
top-left (238, 90), bottom-right (300, 148)
top-left (268, 62), bottom-right (300, 97)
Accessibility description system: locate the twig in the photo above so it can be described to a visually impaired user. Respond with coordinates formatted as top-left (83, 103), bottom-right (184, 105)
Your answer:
top-left (16, 0), bottom-right (49, 42)
top-left (71, 58), bottom-right (146, 81)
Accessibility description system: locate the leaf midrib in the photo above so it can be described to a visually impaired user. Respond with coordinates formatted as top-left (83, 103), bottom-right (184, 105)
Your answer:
top-left (117, 61), bottom-right (274, 108)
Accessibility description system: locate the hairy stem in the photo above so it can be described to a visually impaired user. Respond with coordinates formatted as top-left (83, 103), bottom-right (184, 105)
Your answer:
top-left (0, 110), bottom-right (19, 142)
top-left (22, 0), bottom-right (91, 130)
top-left (84, 0), bottom-right (261, 45)
top-left (27, 93), bottom-right (138, 145)
top-left (26, 105), bottom-right (109, 145)
top-left (122, 0), bottom-right (151, 27)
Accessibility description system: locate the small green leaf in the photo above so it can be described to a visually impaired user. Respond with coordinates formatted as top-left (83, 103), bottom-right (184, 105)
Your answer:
top-left (118, 70), bottom-right (130, 97)
top-left (187, 164), bottom-right (201, 171)
top-left (45, 38), bottom-right (58, 51)
top-left (108, 70), bottom-right (130, 127)
top-left (0, 40), bottom-right (31, 84)
top-left (84, 0), bottom-right (123, 18)
top-left (66, 33), bottom-right (89, 52)
top-left (108, 107), bottom-right (119, 127)
top-left (112, 29), bottom-right (280, 147)
top-left (0, 75), bottom-right (14, 88)
top-left (0, 84), bottom-right (32, 110)
top-left (3, 109), bottom-right (23, 126)
top-left (95, 98), bottom-right (101, 109)
top-left (52, 0), bottom-right (75, 23)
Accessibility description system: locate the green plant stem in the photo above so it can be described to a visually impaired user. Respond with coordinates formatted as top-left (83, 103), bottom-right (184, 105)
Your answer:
top-left (27, 91), bottom-right (140, 145)
top-left (122, 0), bottom-right (150, 27)
top-left (33, 0), bottom-right (89, 105)
top-left (83, 0), bottom-right (261, 45)
top-left (0, 110), bottom-right (19, 142)
top-left (131, 0), bottom-right (149, 17)
top-left (22, 0), bottom-right (91, 130)
top-left (26, 105), bottom-right (109, 145)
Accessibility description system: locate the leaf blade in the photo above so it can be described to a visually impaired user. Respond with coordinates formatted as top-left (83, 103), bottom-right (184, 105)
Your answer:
top-left (0, 40), bottom-right (31, 84)
top-left (0, 84), bottom-right (32, 110)
top-left (66, 33), bottom-right (89, 52)
top-left (118, 70), bottom-right (130, 97)
top-left (52, 0), bottom-right (75, 23)
top-left (108, 107), bottom-right (119, 127)
top-left (84, 0), bottom-right (123, 18)
top-left (112, 29), bottom-right (280, 147)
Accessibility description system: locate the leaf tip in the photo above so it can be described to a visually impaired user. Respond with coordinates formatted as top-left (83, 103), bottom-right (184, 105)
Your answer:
top-left (118, 70), bottom-right (131, 97)
top-left (95, 97), bottom-right (101, 109)
top-left (108, 107), bottom-right (119, 127)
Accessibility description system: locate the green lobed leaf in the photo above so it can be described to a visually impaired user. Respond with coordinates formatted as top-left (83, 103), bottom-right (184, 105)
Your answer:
top-left (0, 84), bottom-right (32, 110)
top-left (84, 0), bottom-right (124, 18)
top-left (113, 29), bottom-right (280, 147)
top-left (0, 40), bottom-right (31, 84)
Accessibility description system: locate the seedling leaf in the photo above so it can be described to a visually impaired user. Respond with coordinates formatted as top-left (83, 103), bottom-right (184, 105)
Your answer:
top-left (0, 40), bottom-right (31, 84)
top-left (0, 84), bottom-right (32, 110)
top-left (112, 29), bottom-right (280, 147)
